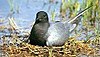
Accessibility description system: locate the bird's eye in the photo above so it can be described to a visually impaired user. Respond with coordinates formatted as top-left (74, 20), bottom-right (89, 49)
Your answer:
top-left (44, 15), bottom-right (47, 18)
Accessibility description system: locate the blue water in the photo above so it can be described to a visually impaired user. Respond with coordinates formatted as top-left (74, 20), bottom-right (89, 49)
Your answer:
top-left (0, 0), bottom-right (60, 27)
top-left (0, 0), bottom-right (62, 27)
top-left (0, 0), bottom-right (83, 26)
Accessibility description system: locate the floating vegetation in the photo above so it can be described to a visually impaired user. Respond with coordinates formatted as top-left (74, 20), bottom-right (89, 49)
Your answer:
top-left (0, 37), bottom-right (99, 57)
top-left (1, 37), bottom-right (99, 57)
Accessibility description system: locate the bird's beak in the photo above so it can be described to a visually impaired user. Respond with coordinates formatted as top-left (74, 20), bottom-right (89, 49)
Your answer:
top-left (39, 19), bottom-right (42, 21)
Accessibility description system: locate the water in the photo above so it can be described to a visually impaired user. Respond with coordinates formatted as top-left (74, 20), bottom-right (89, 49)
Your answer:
top-left (0, 0), bottom-right (84, 28)
top-left (0, 0), bottom-right (61, 27)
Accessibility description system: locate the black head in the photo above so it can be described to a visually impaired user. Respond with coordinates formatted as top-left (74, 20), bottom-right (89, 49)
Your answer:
top-left (35, 11), bottom-right (49, 23)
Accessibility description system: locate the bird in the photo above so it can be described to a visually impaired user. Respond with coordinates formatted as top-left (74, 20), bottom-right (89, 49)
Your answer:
top-left (29, 11), bottom-right (50, 46)
top-left (28, 6), bottom-right (92, 46)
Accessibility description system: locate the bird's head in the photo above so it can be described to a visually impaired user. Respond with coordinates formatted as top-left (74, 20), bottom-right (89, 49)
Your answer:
top-left (36, 11), bottom-right (49, 23)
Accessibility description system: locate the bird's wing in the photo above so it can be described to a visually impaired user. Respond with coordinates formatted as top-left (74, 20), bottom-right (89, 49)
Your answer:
top-left (46, 22), bottom-right (69, 46)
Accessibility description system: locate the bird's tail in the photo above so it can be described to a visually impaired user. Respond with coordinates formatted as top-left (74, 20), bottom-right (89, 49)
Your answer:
top-left (68, 5), bottom-right (93, 33)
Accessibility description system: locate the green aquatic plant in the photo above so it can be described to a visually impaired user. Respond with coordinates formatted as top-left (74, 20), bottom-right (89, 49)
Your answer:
top-left (7, 0), bottom-right (14, 12)
top-left (51, 10), bottom-right (56, 22)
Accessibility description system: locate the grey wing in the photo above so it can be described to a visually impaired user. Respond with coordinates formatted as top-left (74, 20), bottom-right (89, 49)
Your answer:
top-left (46, 22), bottom-right (69, 46)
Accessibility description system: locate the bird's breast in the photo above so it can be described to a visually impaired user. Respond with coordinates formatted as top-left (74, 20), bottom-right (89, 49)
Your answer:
top-left (34, 23), bottom-right (49, 38)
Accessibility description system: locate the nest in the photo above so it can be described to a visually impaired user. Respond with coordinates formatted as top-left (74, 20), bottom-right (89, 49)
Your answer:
top-left (1, 38), bottom-right (100, 57)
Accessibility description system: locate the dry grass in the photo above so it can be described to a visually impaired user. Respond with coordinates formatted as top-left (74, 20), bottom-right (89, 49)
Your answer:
top-left (1, 37), bottom-right (100, 57)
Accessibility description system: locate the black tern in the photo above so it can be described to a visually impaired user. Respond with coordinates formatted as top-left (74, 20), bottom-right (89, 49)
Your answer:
top-left (29, 6), bottom-right (92, 46)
